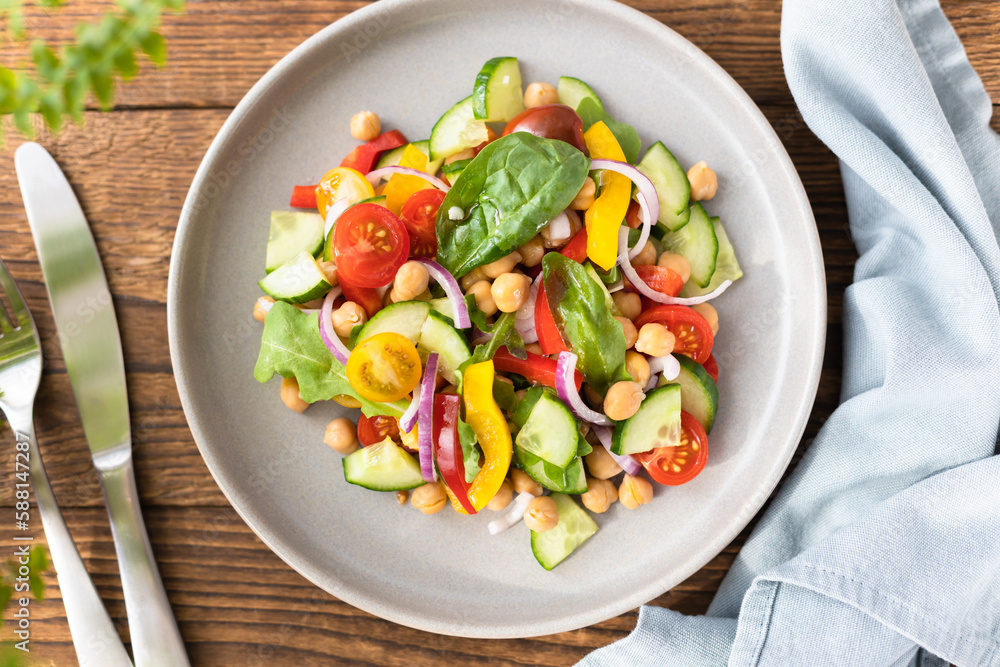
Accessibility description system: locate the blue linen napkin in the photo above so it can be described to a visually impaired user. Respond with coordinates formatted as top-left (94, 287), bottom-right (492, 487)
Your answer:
top-left (580, 0), bottom-right (1000, 664)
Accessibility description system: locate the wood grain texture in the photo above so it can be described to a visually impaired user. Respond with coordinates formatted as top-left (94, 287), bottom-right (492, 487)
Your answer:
top-left (0, 0), bottom-right (996, 664)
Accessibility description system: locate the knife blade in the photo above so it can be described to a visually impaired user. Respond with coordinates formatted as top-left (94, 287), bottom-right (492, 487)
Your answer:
top-left (15, 142), bottom-right (190, 667)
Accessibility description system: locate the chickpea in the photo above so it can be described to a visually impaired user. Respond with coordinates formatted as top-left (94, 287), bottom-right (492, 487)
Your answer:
top-left (253, 295), bottom-right (274, 323)
top-left (570, 177), bottom-right (597, 210)
top-left (581, 478), bottom-right (618, 514)
top-left (390, 260), bottom-right (430, 302)
top-left (331, 301), bottom-right (367, 338)
top-left (318, 260), bottom-right (339, 286)
top-left (619, 474), bottom-right (653, 509)
top-left (280, 377), bottom-right (309, 413)
top-left (514, 388), bottom-right (528, 402)
top-left (460, 267), bottom-right (488, 291)
top-left (525, 342), bottom-right (543, 356)
top-left (410, 481), bottom-right (448, 515)
top-left (510, 469), bottom-right (543, 496)
top-left (396, 490), bottom-right (410, 505)
top-left (482, 251), bottom-right (522, 279)
top-left (518, 235), bottom-right (545, 268)
top-left (584, 446), bottom-right (622, 480)
top-left (625, 350), bottom-right (650, 388)
top-left (612, 291), bottom-right (641, 321)
top-left (524, 81), bottom-right (559, 108)
top-left (692, 302), bottom-right (719, 336)
top-left (635, 323), bottom-right (676, 357)
top-left (603, 381), bottom-right (645, 421)
top-left (523, 496), bottom-right (559, 532)
top-left (615, 316), bottom-right (638, 349)
top-left (324, 417), bottom-right (359, 455)
top-left (466, 280), bottom-right (497, 317)
top-left (486, 479), bottom-right (513, 511)
top-left (687, 161), bottom-right (718, 201)
top-left (491, 273), bottom-right (532, 313)
top-left (633, 241), bottom-right (658, 267)
top-left (541, 211), bottom-right (582, 247)
top-left (350, 111), bottom-right (381, 141)
top-left (658, 252), bottom-right (691, 283)
top-left (445, 147), bottom-right (476, 165)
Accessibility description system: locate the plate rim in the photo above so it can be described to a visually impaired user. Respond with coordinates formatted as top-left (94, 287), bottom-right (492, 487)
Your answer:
top-left (167, 0), bottom-right (826, 638)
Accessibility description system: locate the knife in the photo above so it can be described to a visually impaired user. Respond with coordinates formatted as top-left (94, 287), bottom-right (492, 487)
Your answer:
top-left (14, 142), bottom-right (190, 667)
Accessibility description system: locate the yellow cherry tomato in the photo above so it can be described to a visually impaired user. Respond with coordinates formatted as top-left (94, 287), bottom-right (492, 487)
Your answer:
top-left (346, 332), bottom-right (422, 402)
top-left (315, 166), bottom-right (375, 219)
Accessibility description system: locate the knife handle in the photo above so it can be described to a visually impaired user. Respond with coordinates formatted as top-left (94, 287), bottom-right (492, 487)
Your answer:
top-left (20, 420), bottom-right (134, 667)
top-left (98, 457), bottom-right (190, 667)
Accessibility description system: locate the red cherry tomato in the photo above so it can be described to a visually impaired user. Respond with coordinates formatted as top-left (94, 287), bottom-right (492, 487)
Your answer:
top-left (636, 411), bottom-right (708, 485)
top-left (339, 277), bottom-right (383, 320)
top-left (399, 189), bottom-right (445, 257)
top-left (627, 265), bottom-right (684, 299)
top-left (560, 228), bottom-right (588, 263)
top-left (357, 414), bottom-right (402, 447)
top-left (702, 354), bottom-right (719, 382)
top-left (634, 305), bottom-right (714, 364)
top-left (502, 104), bottom-right (588, 155)
top-left (333, 203), bottom-right (409, 288)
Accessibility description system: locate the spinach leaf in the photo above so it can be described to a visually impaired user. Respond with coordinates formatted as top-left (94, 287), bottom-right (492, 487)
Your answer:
top-left (542, 253), bottom-right (631, 395)
top-left (254, 302), bottom-right (408, 418)
top-left (577, 97), bottom-right (641, 164)
top-left (458, 417), bottom-right (482, 482)
top-left (436, 132), bottom-right (590, 277)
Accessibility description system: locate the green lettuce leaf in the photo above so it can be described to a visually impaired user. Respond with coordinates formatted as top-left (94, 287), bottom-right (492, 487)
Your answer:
top-left (458, 417), bottom-right (483, 483)
top-left (254, 302), bottom-right (408, 418)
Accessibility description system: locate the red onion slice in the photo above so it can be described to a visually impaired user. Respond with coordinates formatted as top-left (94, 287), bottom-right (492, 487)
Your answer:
top-left (399, 383), bottom-right (420, 434)
top-left (648, 354), bottom-right (681, 383)
top-left (590, 158), bottom-right (658, 260)
top-left (618, 228), bottom-right (732, 305)
top-left (514, 274), bottom-right (542, 344)
top-left (413, 258), bottom-right (471, 329)
top-left (487, 491), bottom-right (536, 535)
top-left (318, 286), bottom-right (350, 365)
top-left (591, 425), bottom-right (643, 476)
top-left (555, 351), bottom-right (612, 426)
top-left (418, 352), bottom-right (439, 482)
top-left (365, 166), bottom-right (450, 192)
top-left (323, 198), bottom-right (353, 237)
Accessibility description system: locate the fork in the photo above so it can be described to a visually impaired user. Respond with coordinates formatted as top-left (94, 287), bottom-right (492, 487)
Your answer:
top-left (0, 259), bottom-right (133, 667)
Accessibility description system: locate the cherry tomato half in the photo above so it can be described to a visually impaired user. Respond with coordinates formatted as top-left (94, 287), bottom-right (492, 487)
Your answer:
top-left (357, 414), bottom-right (402, 447)
top-left (502, 104), bottom-right (588, 155)
top-left (399, 189), bottom-right (445, 257)
top-left (346, 332), bottom-right (422, 402)
top-left (338, 277), bottom-right (383, 320)
top-left (634, 304), bottom-right (715, 364)
top-left (628, 265), bottom-right (684, 299)
top-left (333, 203), bottom-right (410, 288)
top-left (315, 166), bottom-right (375, 219)
top-left (702, 354), bottom-right (719, 383)
top-left (635, 411), bottom-right (708, 485)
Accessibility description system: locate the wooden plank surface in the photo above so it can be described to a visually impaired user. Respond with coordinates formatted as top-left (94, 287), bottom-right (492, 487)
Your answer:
top-left (0, 1), bottom-right (996, 664)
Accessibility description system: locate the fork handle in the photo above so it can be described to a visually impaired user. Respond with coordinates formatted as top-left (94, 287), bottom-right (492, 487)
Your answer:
top-left (97, 457), bottom-right (190, 667)
top-left (18, 420), bottom-right (134, 667)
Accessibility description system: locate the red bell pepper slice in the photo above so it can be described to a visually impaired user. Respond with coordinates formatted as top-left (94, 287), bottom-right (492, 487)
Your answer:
top-left (493, 347), bottom-right (582, 391)
top-left (560, 228), bottom-right (589, 263)
top-left (534, 282), bottom-right (568, 355)
top-left (433, 394), bottom-right (477, 514)
top-left (702, 354), bottom-right (719, 382)
top-left (289, 185), bottom-right (318, 209)
top-left (340, 130), bottom-right (408, 174)
top-left (339, 277), bottom-right (383, 320)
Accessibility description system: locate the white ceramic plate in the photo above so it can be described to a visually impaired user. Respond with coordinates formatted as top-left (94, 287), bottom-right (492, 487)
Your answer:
top-left (168, 0), bottom-right (825, 638)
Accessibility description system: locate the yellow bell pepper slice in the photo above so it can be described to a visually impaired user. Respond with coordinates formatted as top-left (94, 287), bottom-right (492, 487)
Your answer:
top-left (315, 166), bottom-right (375, 219)
top-left (458, 360), bottom-right (513, 513)
top-left (583, 121), bottom-right (631, 271)
top-left (385, 144), bottom-right (433, 215)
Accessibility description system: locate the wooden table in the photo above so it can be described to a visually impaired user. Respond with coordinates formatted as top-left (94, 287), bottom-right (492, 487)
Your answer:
top-left (0, 1), bottom-right (996, 664)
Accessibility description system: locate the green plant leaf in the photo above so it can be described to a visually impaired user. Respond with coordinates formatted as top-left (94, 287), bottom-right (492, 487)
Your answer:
top-left (139, 31), bottom-right (167, 66)
top-left (113, 48), bottom-right (138, 80)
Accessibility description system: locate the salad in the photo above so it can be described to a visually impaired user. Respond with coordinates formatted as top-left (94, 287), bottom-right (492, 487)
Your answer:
top-left (253, 57), bottom-right (742, 570)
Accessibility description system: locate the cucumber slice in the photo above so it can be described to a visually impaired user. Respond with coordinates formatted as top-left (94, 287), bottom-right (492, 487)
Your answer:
top-left (441, 158), bottom-right (472, 185)
top-left (343, 437), bottom-right (424, 491)
top-left (429, 96), bottom-right (490, 160)
top-left (376, 140), bottom-right (445, 177)
top-left (265, 211), bottom-right (324, 273)
top-left (611, 384), bottom-right (681, 455)
top-left (680, 217), bottom-right (742, 298)
top-left (660, 203), bottom-right (719, 288)
top-left (530, 494), bottom-right (598, 571)
top-left (473, 57), bottom-right (524, 122)
top-left (659, 355), bottom-right (719, 433)
top-left (427, 297), bottom-right (455, 322)
top-left (356, 301), bottom-right (431, 344)
top-left (515, 391), bottom-right (579, 468)
top-left (637, 142), bottom-right (691, 232)
top-left (258, 251), bottom-right (331, 304)
top-left (558, 76), bottom-right (604, 112)
top-left (418, 311), bottom-right (471, 385)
